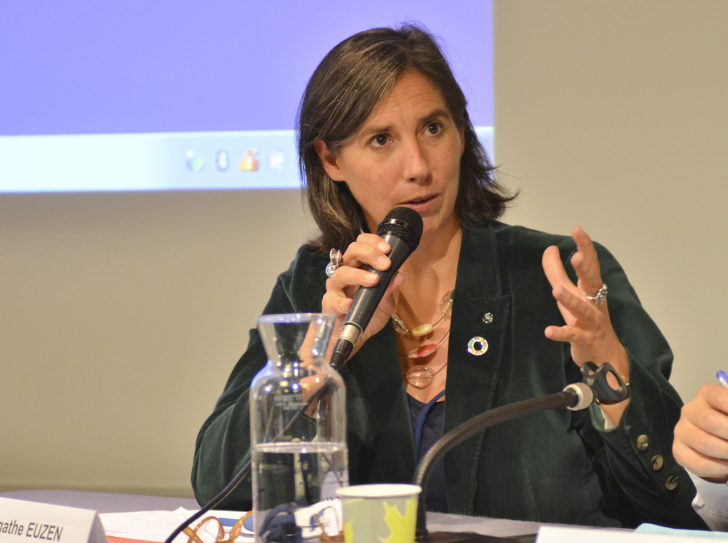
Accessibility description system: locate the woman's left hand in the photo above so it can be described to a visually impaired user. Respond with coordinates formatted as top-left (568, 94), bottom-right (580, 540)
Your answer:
top-left (542, 226), bottom-right (630, 421)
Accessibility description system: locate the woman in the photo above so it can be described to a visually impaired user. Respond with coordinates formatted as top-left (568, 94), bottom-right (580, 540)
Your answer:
top-left (192, 24), bottom-right (704, 528)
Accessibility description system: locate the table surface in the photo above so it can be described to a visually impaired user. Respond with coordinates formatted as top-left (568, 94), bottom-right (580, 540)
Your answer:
top-left (0, 490), bottom-right (200, 513)
top-left (0, 489), bottom-right (543, 541)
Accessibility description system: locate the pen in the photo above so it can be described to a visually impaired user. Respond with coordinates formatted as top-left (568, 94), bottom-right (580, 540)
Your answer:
top-left (717, 370), bottom-right (728, 388)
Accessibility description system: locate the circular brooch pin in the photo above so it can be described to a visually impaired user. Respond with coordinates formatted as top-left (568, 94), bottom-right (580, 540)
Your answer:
top-left (467, 337), bottom-right (488, 356)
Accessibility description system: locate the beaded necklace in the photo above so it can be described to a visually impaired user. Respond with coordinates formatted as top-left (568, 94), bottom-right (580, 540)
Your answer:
top-left (393, 290), bottom-right (453, 388)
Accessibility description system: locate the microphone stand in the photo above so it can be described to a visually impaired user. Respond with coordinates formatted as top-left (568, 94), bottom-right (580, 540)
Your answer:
top-left (413, 362), bottom-right (628, 543)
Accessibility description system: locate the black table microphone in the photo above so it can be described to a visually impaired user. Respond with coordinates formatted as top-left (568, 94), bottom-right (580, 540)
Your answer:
top-left (412, 363), bottom-right (629, 542)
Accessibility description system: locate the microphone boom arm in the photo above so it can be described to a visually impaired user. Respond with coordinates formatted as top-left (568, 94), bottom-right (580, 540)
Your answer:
top-left (413, 383), bottom-right (594, 541)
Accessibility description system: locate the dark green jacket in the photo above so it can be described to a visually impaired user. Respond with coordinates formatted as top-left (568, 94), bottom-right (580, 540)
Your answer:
top-left (192, 222), bottom-right (706, 529)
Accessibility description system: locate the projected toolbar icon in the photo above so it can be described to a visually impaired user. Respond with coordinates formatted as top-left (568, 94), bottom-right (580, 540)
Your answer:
top-left (185, 150), bottom-right (204, 172)
top-left (240, 149), bottom-right (258, 172)
top-left (268, 148), bottom-right (284, 171)
top-left (215, 150), bottom-right (230, 171)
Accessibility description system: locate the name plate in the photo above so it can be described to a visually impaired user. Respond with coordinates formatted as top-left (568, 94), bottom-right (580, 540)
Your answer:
top-left (0, 498), bottom-right (107, 543)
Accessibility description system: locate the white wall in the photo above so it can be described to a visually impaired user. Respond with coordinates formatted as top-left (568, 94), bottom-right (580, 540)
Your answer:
top-left (1, 0), bottom-right (726, 496)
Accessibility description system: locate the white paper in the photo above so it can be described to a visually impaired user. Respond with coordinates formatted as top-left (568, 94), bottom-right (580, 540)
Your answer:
top-left (99, 508), bottom-right (252, 543)
top-left (537, 525), bottom-right (717, 543)
top-left (99, 502), bottom-right (342, 543)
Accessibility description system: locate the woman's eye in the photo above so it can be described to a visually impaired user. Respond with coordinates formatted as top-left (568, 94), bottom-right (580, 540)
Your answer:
top-left (371, 134), bottom-right (388, 147)
top-left (426, 122), bottom-right (442, 135)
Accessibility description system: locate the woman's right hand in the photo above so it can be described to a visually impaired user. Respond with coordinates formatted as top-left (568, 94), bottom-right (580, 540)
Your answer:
top-left (673, 384), bottom-right (728, 483)
top-left (322, 233), bottom-right (406, 364)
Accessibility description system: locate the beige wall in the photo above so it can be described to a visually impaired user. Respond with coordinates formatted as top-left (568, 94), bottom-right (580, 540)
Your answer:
top-left (494, 0), bottom-right (728, 412)
top-left (0, 190), bottom-right (315, 495)
top-left (2, 1), bottom-right (727, 496)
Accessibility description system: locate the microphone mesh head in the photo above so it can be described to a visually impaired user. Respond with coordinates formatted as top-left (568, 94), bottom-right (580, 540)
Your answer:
top-left (377, 207), bottom-right (423, 252)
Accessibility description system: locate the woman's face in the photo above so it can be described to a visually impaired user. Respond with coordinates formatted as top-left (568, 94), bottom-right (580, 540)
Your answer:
top-left (316, 70), bottom-right (465, 237)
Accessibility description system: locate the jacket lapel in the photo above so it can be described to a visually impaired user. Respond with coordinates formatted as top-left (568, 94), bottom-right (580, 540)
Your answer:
top-left (444, 223), bottom-right (511, 514)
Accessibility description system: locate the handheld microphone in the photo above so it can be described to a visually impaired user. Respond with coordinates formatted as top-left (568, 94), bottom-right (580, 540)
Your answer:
top-left (330, 207), bottom-right (423, 370)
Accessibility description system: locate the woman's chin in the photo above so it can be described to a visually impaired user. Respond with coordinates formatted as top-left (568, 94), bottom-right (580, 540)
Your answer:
top-left (420, 214), bottom-right (461, 240)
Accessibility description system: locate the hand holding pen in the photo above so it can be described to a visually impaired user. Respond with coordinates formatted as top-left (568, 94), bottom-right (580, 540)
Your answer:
top-left (673, 371), bottom-right (728, 483)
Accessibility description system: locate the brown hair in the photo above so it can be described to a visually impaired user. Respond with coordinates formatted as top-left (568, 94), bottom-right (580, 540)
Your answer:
top-left (297, 23), bottom-right (515, 253)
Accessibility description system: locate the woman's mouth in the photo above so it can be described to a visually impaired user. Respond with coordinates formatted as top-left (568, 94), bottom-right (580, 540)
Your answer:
top-left (402, 194), bottom-right (437, 207)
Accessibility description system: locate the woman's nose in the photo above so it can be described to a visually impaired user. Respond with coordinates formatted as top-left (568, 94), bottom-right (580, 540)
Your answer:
top-left (401, 139), bottom-right (430, 183)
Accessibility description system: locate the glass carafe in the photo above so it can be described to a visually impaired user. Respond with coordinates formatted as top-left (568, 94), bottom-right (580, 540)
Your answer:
top-left (251, 313), bottom-right (348, 540)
